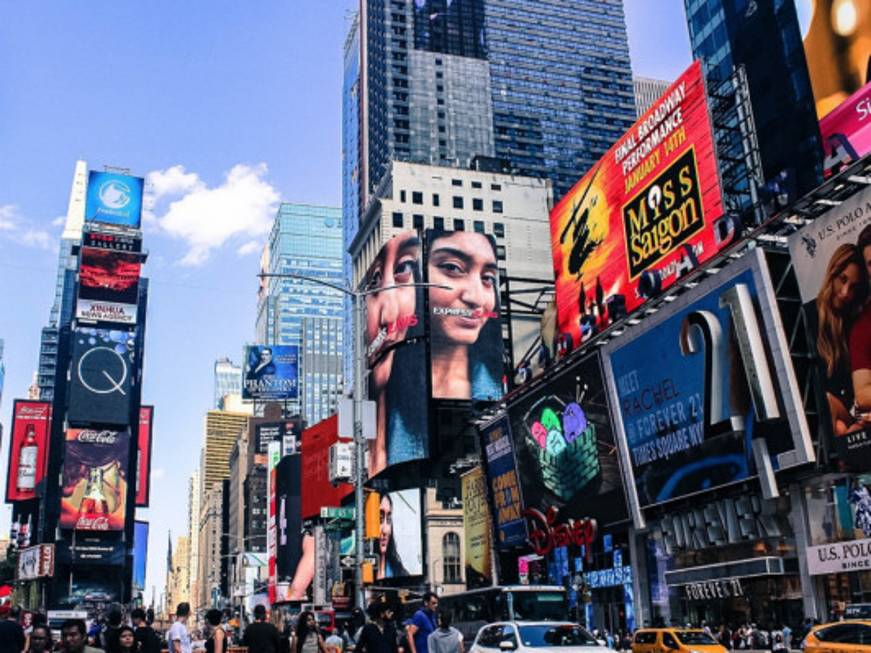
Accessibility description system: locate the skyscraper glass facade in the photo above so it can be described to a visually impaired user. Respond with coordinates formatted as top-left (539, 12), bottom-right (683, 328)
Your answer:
top-left (213, 357), bottom-right (241, 409)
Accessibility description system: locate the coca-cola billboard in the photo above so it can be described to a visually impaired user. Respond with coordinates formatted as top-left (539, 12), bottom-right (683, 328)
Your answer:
top-left (5, 400), bottom-right (52, 503)
top-left (59, 428), bottom-right (130, 532)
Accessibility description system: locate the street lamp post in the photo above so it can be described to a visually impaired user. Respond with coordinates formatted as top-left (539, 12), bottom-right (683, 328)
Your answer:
top-left (257, 271), bottom-right (449, 610)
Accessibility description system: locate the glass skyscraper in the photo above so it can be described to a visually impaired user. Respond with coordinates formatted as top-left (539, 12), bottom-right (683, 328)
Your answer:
top-left (213, 357), bottom-right (241, 409)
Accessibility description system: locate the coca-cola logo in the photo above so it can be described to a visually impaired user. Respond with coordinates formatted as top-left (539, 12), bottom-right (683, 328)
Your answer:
top-left (16, 406), bottom-right (48, 419)
top-left (74, 430), bottom-right (120, 445)
top-left (523, 506), bottom-right (597, 559)
top-left (76, 516), bottom-right (111, 531)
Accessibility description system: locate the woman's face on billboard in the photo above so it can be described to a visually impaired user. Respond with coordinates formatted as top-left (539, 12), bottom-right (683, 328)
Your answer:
top-left (429, 231), bottom-right (498, 346)
top-left (365, 232), bottom-right (421, 389)
top-left (831, 261), bottom-right (863, 312)
top-left (379, 494), bottom-right (393, 555)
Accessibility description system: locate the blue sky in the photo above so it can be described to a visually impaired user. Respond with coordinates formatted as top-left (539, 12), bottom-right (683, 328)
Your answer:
top-left (0, 1), bottom-right (690, 605)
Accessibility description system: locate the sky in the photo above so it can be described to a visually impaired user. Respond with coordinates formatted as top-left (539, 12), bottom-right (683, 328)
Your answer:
top-left (0, 1), bottom-right (691, 606)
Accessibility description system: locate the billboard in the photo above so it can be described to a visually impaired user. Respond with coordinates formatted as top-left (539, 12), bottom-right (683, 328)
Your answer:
top-left (133, 521), bottom-right (149, 590)
top-left (83, 228), bottom-right (142, 252)
top-left (6, 400), bottom-right (52, 503)
top-left (479, 416), bottom-right (526, 548)
top-left (506, 353), bottom-right (626, 526)
top-left (363, 231), bottom-right (429, 478)
top-left (253, 418), bottom-right (301, 456)
top-left (820, 80), bottom-right (871, 176)
top-left (242, 345), bottom-right (299, 401)
top-left (461, 467), bottom-right (493, 588)
top-left (266, 440), bottom-right (281, 604)
top-left (551, 60), bottom-right (728, 349)
top-left (788, 186), bottom-right (871, 470)
top-left (16, 544), bottom-right (54, 581)
top-left (84, 170), bottom-right (144, 229)
top-left (76, 247), bottom-right (142, 325)
top-left (424, 229), bottom-right (504, 400)
top-left (67, 328), bottom-right (137, 426)
top-left (364, 488), bottom-right (423, 579)
top-left (301, 415), bottom-right (353, 519)
top-left (602, 249), bottom-right (813, 512)
top-left (57, 537), bottom-right (125, 566)
top-left (135, 406), bottom-right (153, 507)
top-left (59, 427), bottom-right (131, 531)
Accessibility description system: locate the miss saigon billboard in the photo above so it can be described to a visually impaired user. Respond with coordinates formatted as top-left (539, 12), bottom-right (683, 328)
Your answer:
top-left (551, 60), bottom-right (730, 348)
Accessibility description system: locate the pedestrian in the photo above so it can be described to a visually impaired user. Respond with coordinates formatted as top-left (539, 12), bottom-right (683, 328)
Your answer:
top-left (26, 623), bottom-right (54, 653)
top-left (326, 627), bottom-right (345, 653)
top-left (108, 626), bottom-right (139, 653)
top-left (206, 609), bottom-right (227, 653)
top-left (101, 607), bottom-right (124, 652)
top-left (291, 611), bottom-right (327, 653)
top-left (132, 608), bottom-right (161, 653)
top-left (781, 623), bottom-right (792, 651)
top-left (167, 603), bottom-right (193, 653)
top-left (242, 604), bottom-right (282, 653)
top-left (426, 612), bottom-right (462, 653)
top-left (405, 592), bottom-right (438, 653)
top-left (0, 604), bottom-right (25, 653)
top-left (717, 624), bottom-right (732, 650)
top-left (355, 602), bottom-right (398, 653)
top-left (60, 619), bottom-right (104, 653)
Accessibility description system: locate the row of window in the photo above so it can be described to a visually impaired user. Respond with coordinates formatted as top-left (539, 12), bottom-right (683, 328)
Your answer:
top-left (398, 189), bottom-right (504, 213)
top-left (391, 211), bottom-right (506, 237)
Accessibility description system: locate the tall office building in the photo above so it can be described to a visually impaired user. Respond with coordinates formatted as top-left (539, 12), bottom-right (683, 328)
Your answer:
top-left (214, 357), bottom-right (241, 409)
top-left (633, 76), bottom-right (670, 118)
top-left (255, 204), bottom-right (345, 422)
top-left (199, 408), bottom-right (251, 494)
top-left (684, 0), bottom-right (822, 199)
top-left (187, 471), bottom-right (201, 613)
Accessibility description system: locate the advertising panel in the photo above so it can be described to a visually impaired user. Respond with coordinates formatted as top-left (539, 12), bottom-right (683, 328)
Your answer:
top-left (301, 415), bottom-right (353, 519)
top-left (461, 467), bottom-right (493, 588)
top-left (274, 454), bottom-right (302, 585)
top-left (67, 328), bottom-right (137, 426)
top-left (242, 345), bottom-right (299, 401)
top-left (83, 229), bottom-right (142, 252)
top-left (6, 400), bottom-right (52, 503)
top-left (135, 406), bottom-right (153, 507)
top-left (507, 353), bottom-right (627, 526)
top-left (551, 60), bottom-right (728, 349)
top-left (424, 228), bottom-right (504, 400)
top-left (363, 231), bottom-right (428, 478)
top-left (602, 249), bottom-right (813, 510)
top-left (55, 568), bottom-right (125, 616)
top-left (76, 247), bottom-right (142, 325)
top-left (59, 427), bottom-right (131, 531)
top-left (819, 80), bottom-right (871, 177)
top-left (267, 440), bottom-right (280, 604)
top-left (478, 416), bottom-right (526, 548)
top-left (57, 537), bottom-right (126, 566)
top-left (365, 488), bottom-right (423, 579)
top-left (253, 418), bottom-right (302, 456)
top-left (788, 187), bottom-right (871, 470)
top-left (16, 544), bottom-right (54, 581)
top-left (84, 170), bottom-right (144, 229)
top-left (133, 521), bottom-right (149, 590)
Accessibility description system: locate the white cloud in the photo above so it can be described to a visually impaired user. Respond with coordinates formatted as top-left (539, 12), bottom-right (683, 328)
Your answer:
top-left (147, 163), bottom-right (280, 265)
top-left (0, 204), bottom-right (54, 250)
top-left (236, 239), bottom-right (262, 256)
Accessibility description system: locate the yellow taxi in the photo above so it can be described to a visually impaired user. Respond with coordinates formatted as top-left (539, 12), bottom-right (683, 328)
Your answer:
top-left (631, 629), bottom-right (726, 653)
top-left (802, 620), bottom-right (871, 652)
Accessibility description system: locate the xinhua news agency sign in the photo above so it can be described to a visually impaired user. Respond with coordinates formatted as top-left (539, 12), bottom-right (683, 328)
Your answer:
top-left (806, 537), bottom-right (871, 575)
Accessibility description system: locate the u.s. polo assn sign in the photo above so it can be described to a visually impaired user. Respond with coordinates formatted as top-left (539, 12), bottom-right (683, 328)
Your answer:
top-left (806, 536), bottom-right (871, 575)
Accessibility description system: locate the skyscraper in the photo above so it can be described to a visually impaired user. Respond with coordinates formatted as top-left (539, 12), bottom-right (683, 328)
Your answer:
top-left (213, 357), bottom-right (241, 409)
top-left (684, 0), bottom-right (822, 200)
top-left (633, 76), bottom-right (670, 117)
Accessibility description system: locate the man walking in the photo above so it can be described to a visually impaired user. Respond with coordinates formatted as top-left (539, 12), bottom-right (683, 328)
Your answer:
top-left (61, 619), bottom-right (104, 653)
top-left (242, 604), bottom-right (282, 653)
top-left (168, 603), bottom-right (193, 653)
top-left (406, 592), bottom-right (438, 653)
top-left (132, 607), bottom-right (162, 653)
top-left (0, 605), bottom-right (25, 653)
top-left (427, 613), bottom-right (463, 653)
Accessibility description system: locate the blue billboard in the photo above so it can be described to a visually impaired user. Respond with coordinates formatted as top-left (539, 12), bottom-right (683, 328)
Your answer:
top-left (85, 171), bottom-right (144, 229)
top-left (479, 415), bottom-right (526, 548)
top-left (242, 345), bottom-right (299, 400)
top-left (133, 520), bottom-right (148, 591)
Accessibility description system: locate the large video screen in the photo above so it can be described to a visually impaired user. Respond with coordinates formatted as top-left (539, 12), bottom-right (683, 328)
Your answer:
top-left (76, 247), bottom-right (141, 325)
top-left (550, 60), bottom-right (728, 349)
top-left (479, 416), bottom-right (526, 548)
top-left (67, 328), bottom-right (137, 426)
top-left (85, 170), bottom-right (144, 230)
top-left (365, 488), bottom-right (423, 580)
top-left (6, 400), bottom-right (52, 503)
top-left (242, 345), bottom-right (299, 401)
top-left (135, 406), bottom-right (153, 507)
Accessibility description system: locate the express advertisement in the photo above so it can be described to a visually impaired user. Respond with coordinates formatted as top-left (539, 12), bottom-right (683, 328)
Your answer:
top-left (301, 415), bottom-right (353, 519)
top-left (242, 345), bottom-right (299, 401)
top-left (135, 406), bottom-right (153, 507)
top-left (364, 488), bottom-right (423, 579)
top-left (67, 328), bottom-right (137, 426)
top-left (76, 247), bottom-right (142, 325)
top-left (507, 353), bottom-right (626, 526)
top-left (59, 428), bottom-right (131, 531)
top-left (461, 467), bottom-right (493, 588)
top-left (424, 229), bottom-right (504, 401)
top-left (479, 416), bottom-right (526, 548)
top-left (788, 186), bottom-right (871, 470)
top-left (6, 400), bottom-right (52, 503)
top-left (550, 61), bottom-right (728, 349)
top-left (364, 231), bottom-right (429, 478)
top-left (85, 171), bottom-right (144, 229)
top-left (133, 521), bottom-right (149, 590)
top-left (602, 249), bottom-right (813, 511)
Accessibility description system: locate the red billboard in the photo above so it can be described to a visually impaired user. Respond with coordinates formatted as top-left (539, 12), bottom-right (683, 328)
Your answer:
top-left (550, 60), bottom-right (729, 348)
top-left (135, 406), bottom-right (153, 507)
top-left (301, 415), bottom-right (352, 519)
top-left (5, 400), bottom-right (52, 503)
top-left (76, 246), bottom-right (142, 325)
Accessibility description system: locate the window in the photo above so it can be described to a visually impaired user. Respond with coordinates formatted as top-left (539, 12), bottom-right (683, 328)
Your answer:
top-left (436, 84), bottom-right (444, 93)
top-left (473, 198), bottom-right (484, 211)
top-left (451, 179), bottom-right (463, 187)
top-left (435, 58), bottom-right (442, 66)
top-left (474, 220), bottom-right (485, 233)
top-left (443, 532), bottom-right (461, 583)
top-left (434, 216), bottom-right (445, 230)
top-left (392, 212), bottom-right (403, 228)
top-left (453, 219), bottom-right (465, 231)
top-left (413, 214), bottom-right (424, 230)
top-left (453, 196), bottom-right (464, 209)
top-left (436, 71), bottom-right (443, 79)
top-left (433, 193), bottom-right (440, 207)
top-left (412, 191), bottom-right (423, 205)
top-left (471, 181), bottom-right (482, 189)
top-left (496, 245), bottom-right (506, 261)
top-left (494, 222), bottom-right (505, 238)
top-left (438, 111), bottom-right (445, 119)
top-left (491, 183), bottom-right (502, 191)
top-left (400, 190), bottom-right (406, 202)
top-left (492, 200), bottom-right (504, 214)
top-left (662, 633), bottom-right (678, 649)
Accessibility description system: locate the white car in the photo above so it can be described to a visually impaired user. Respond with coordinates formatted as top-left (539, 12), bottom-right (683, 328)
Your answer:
top-left (470, 622), bottom-right (613, 653)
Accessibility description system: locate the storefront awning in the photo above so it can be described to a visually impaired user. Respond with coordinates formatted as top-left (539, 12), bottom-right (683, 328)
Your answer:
top-left (664, 556), bottom-right (784, 586)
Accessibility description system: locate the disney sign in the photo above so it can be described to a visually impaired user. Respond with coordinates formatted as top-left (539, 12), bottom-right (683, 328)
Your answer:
top-left (523, 506), bottom-right (597, 559)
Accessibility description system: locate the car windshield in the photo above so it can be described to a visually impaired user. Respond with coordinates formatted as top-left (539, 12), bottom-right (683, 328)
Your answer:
top-left (510, 591), bottom-right (567, 621)
top-left (676, 632), bottom-right (717, 645)
top-left (518, 625), bottom-right (599, 647)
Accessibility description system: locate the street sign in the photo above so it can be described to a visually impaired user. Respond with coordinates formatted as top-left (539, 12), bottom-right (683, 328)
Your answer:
top-left (320, 506), bottom-right (355, 521)
top-left (341, 556), bottom-right (356, 569)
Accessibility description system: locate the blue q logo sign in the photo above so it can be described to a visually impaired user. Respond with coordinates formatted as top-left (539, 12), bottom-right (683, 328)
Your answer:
top-left (85, 170), bottom-right (144, 229)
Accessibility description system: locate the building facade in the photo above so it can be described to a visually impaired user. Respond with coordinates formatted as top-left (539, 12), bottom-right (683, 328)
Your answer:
top-left (214, 358), bottom-right (241, 410)
top-left (166, 536), bottom-right (190, 613)
top-left (632, 76), bottom-right (670, 118)
top-left (187, 471), bottom-right (201, 614)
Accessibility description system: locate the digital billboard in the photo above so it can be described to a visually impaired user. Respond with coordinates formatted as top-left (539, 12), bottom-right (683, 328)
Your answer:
top-left (551, 60), bottom-right (729, 349)
top-left (274, 454), bottom-right (305, 599)
top-left (602, 249), bottom-right (813, 512)
top-left (506, 353), bottom-right (626, 526)
top-left (424, 229), bottom-right (504, 400)
top-left (84, 170), bottom-right (144, 229)
top-left (819, 81), bottom-right (871, 177)
top-left (364, 488), bottom-right (423, 579)
top-left (133, 521), bottom-right (149, 590)
top-left (253, 417), bottom-right (302, 456)
top-left (301, 415), bottom-right (353, 519)
top-left (479, 416), bottom-right (526, 548)
top-left (242, 345), bottom-right (299, 401)
top-left (266, 440), bottom-right (280, 604)
top-left (462, 467), bottom-right (493, 588)
top-left (788, 185), bottom-right (871, 470)
top-left (67, 328), bottom-right (137, 426)
top-left (59, 427), bottom-right (131, 531)
top-left (83, 228), bottom-right (142, 252)
top-left (57, 537), bottom-right (125, 566)
top-left (135, 406), bottom-right (153, 507)
top-left (76, 247), bottom-right (142, 325)
top-left (363, 231), bottom-right (428, 478)
top-left (6, 400), bottom-right (52, 503)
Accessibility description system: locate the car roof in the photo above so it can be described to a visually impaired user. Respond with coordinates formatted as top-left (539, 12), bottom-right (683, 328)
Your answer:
top-left (482, 622), bottom-right (580, 629)
top-left (812, 620), bottom-right (871, 629)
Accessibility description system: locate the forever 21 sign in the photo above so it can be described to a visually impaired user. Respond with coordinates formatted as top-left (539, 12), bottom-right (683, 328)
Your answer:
top-left (684, 579), bottom-right (744, 601)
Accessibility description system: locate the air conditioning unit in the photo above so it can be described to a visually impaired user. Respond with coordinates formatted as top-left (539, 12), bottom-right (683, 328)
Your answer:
top-left (329, 442), bottom-right (354, 484)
